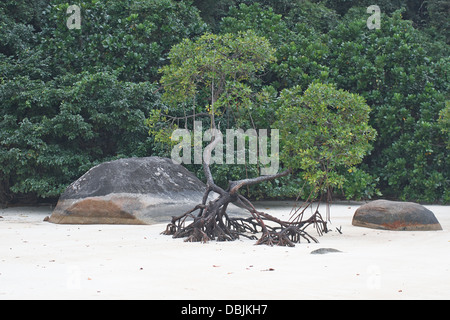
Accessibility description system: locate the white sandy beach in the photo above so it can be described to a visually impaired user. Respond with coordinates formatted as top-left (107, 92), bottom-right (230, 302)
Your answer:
top-left (0, 201), bottom-right (449, 300)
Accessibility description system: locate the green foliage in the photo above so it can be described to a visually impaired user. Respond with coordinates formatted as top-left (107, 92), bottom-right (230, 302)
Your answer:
top-left (154, 30), bottom-right (276, 140)
top-left (0, 0), bottom-right (206, 204)
top-left (438, 101), bottom-right (450, 149)
top-left (0, 71), bottom-right (160, 202)
top-left (1, 0), bottom-right (448, 204)
top-left (340, 166), bottom-right (381, 201)
top-left (159, 30), bottom-right (275, 104)
top-left (0, 0), bottom-right (47, 55)
top-left (220, 3), bottom-right (331, 90)
top-left (327, 9), bottom-right (449, 202)
top-left (39, 0), bottom-right (208, 81)
top-left (319, 0), bottom-right (449, 43)
top-left (153, 30), bottom-right (278, 198)
top-left (426, 0), bottom-right (450, 43)
top-left (192, 0), bottom-right (235, 30)
top-left (275, 83), bottom-right (376, 198)
top-left (220, 3), bottom-right (287, 46)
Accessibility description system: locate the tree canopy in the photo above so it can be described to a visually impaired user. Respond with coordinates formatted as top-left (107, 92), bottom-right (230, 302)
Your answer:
top-left (1, 0), bottom-right (448, 206)
top-left (276, 83), bottom-right (377, 199)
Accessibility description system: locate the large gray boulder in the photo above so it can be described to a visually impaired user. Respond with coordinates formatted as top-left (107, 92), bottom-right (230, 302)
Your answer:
top-left (352, 200), bottom-right (442, 231)
top-left (47, 157), bottom-right (243, 225)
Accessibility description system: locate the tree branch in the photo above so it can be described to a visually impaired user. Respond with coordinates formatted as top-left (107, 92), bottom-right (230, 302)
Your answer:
top-left (229, 168), bottom-right (291, 195)
top-left (163, 112), bottom-right (210, 121)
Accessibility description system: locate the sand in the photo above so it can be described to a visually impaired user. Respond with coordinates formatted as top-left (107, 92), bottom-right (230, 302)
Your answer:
top-left (0, 201), bottom-right (449, 300)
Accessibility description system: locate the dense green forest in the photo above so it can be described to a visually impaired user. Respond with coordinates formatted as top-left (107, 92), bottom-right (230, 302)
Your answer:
top-left (0, 0), bottom-right (448, 206)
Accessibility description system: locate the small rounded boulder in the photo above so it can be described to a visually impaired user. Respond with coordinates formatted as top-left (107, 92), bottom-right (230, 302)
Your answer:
top-left (352, 200), bottom-right (442, 231)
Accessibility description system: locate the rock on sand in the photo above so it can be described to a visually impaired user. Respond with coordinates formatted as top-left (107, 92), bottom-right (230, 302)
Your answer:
top-left (352, 199), bottom-right (442, 231)
top-left (47, 156), bottom-right (242, 225)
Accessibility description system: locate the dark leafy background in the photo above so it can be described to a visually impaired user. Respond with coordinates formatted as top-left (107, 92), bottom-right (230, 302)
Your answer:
top-left (0, 0), bottom-right (448, 205)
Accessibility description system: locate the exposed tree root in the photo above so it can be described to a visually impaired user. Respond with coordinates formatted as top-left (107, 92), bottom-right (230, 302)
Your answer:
top-left (162, 191), bottom-right (328, 246)
top-left (162, 130), bottom-right (329, 246)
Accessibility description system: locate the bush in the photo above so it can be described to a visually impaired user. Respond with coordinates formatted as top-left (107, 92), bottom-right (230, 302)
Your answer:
top-left (0, 0), bottom-right (207, 205)
top-left (39, 0), bottom-right (208, 81)
top-left (1, 0), bottom-right (448, 204)
top-left (327, 9), bottom-right (449, 202)
top-left (275, 83), bottom-right (377, 199)
top-left (0, 71), bottom-right (160, 203)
